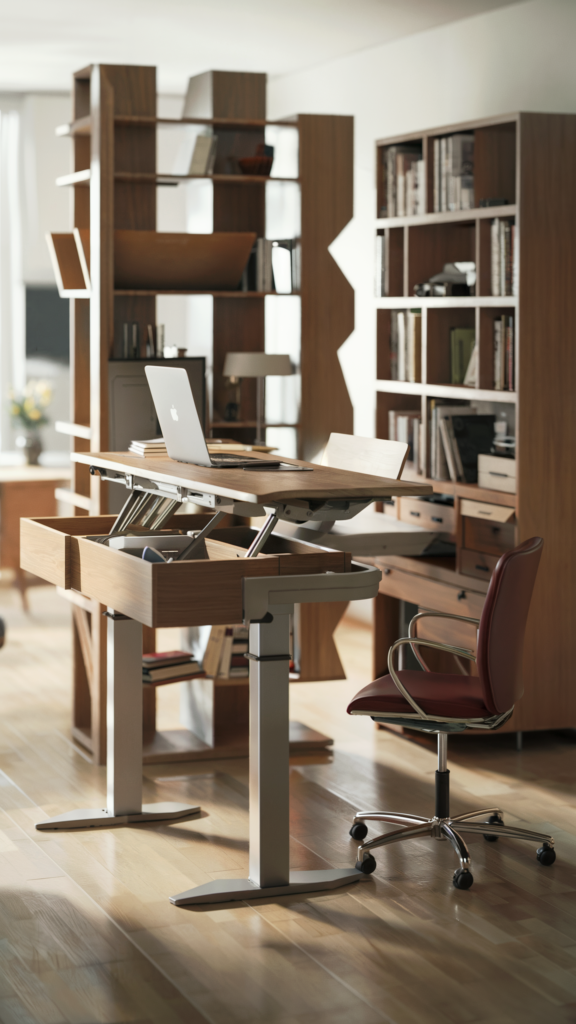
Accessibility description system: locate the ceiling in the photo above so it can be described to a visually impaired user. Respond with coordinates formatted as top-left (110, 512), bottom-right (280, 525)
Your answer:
top-left (0, 0), bottom-right (522, 95)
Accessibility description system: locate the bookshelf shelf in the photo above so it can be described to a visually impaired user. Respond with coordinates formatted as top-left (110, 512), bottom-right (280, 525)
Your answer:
top-left (56, 170), bottom-right (300, 188)
top-left (56, 114), bottom-right (299, 138)
top-left (113, 289), bottom-right (297, 298)
top-left (375, 379), bottom-right (517, 403)
top-left (372, 109), bottom-right (576, 737)
top-left (376, 204), bottom-right (516, 229)
top-left (375, 296), bottom-right (516, 309)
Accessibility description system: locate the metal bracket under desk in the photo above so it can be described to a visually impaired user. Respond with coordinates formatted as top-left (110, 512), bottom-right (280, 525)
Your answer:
top-left (171, 561), bottom-right (381, 906)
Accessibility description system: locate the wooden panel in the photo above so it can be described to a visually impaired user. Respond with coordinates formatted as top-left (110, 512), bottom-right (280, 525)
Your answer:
top-left (407, 222), bottom-right (475, 297)
top-left (474, 122), bottom-right (516, 206)
top-left (113, 230), bottom-right (255, 290)
top-left (426, 307), bottom-right (475, 385)
top-left (377, 564), bottom-right (485, 620)
top-left (460, 499), bottom-right (515, 522)
top-left (212, 71), bottom-right (266, 119)
top-left (113, 294), bottom-right (156, 359)
top-left (70, 298), bottom-right (91, 504)
top-left (398, 496), bottom-right (455, 533)
top-left (46, 234), bottom-right (87, 295)
top-left (387, 227), bottom-right (404, 296)
top-left (373, 591), bottom-right (399, 678)
top-left (376, 309), bottom-right (391, 379)
top-left (1, 481), bottom-right (59, 571)
top-left (213, 296), bottom-right (264, 431)
top-left (20, 519), bottom-right (70, 587)
top-left (299, 115), bottom-right (354, 461)
top-left (298, 601), bottom-right (348, 681)
top-left (213, 181), bottom-right (265, 234)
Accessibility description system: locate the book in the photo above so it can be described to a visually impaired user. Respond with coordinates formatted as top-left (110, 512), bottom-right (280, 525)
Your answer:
top-left (383, 144), bottom-right (423, 217)
top-left (434, 133), bottom-right (474, 212)
top-left (203, 624), bottom-right (227, 677)
top-left (375, 232), bottom-right (388, 297)
top-left (450, 327), bottom-right (476, 385)
top-left (271, 239), bottom-right (299, 294)
top-left (493, 315), bottom-right (515, 390)
top-left (142, 650), bottom-right (203, 685)
top-left (389, 409), bottom-right (421, 471)
top-left (189, 134), bottom-right (218, 176)
top-left (462, 342), bottom-right (478, 388)
top-left (450, 414), bottom-right (496, 483)
top-left (431, 404), bottom-right (478, 481)
top-left (143, 650), bottom-right (196, 669)
top-left (490, 218), bottom-right (515, 295)
top-left (407, 311), bottom-right (422, 384)
top-left (439, 416), bottom-right (458, 482)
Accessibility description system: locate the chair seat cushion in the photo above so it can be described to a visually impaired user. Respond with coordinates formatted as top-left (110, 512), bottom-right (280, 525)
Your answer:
top-left (347, 671), bottom-right (492, 720)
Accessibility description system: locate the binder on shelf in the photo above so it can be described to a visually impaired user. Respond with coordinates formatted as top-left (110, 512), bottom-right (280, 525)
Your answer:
top-left (189, 134), bottom-right (218, 176)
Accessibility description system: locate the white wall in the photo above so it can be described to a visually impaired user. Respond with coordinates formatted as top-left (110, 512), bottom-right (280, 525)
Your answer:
top-left (268, 0), bottom-right (576, 439)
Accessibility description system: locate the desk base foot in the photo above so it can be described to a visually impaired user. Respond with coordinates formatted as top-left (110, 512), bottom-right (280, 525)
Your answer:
top-left (170, 867), bottom-right (364, 906)
top-left (35, 802), bottom-right (200, 831)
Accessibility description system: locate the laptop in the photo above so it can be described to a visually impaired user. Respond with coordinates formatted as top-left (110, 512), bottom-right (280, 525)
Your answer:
top-left (145, 365), bottom-right (300, 469)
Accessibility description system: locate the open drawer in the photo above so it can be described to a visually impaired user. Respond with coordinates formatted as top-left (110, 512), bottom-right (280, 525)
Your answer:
top-left (20, 514), bottom-right (351, 628)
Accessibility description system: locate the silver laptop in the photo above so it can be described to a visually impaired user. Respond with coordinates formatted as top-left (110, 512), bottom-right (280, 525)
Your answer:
top-left (145, 365), bottom-right (282, 468)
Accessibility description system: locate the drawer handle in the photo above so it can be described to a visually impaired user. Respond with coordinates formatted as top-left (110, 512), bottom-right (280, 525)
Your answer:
top-left (478, 511), bottom-right (493, 516)
top-left (489, 471), bottom-right (508, 477)
top-left (431, 516), bottom-right (443, 523)
top-left (457, 590), bottom-right (467, 601)
top-left (383, 568), bottom-right (391, 575)
top-left (475, 564), bottom-right (490, 572)
top-left (410, 511), bottom-right (421, 517)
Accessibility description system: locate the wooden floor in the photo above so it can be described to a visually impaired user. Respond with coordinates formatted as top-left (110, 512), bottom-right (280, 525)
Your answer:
top-left (0, 585), bottom-right (576, 1023)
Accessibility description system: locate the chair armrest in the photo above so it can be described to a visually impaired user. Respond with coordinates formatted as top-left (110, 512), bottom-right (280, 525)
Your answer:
top-left (387, 637), bottom-right (476, 719)
top-left (408, 610), bottom-right (480, 672)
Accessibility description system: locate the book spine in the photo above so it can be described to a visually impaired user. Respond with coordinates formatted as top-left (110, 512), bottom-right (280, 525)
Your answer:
top-left (440, 138), bottom-right (446, 212)
top-left (508, 318), bottom-right (515, 391)
top-left (447, 417), bottom-right (465, 481)
top-left (499, 219), bottom-right (506, 295)
top-left (388, 409), bottom-right (397, 441)
top-left (493, 318), bottom-right (502, 389)
top-left (202, 624), bottom-right (226, 677)
top-left (396, 152), bottom-right (405, 217)
top-left (491, 219), bottom-right (500, 296)
top-left (387, 147), bottom-right (395, 218)
top-left (390, 311), bottom-right (398, 380)
top-left (218, 628), bottom-right (234, 678)
top-left (439, 417), bottom-right (457, 482)
top-left (375, 234), bottom-right (383, 298)
top-left (397, 312), bottom-right (407, 382)
top-left (433, 139), bottom-right (439, 213)
top-left (512, 222), bottom-right (518, 297)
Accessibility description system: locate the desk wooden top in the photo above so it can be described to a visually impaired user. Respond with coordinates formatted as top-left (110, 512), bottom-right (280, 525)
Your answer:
top-left (73, 451), bottom-right (432, 504)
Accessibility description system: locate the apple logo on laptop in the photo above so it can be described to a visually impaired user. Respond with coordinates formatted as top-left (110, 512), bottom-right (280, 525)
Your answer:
top-left (170, 405), bottom-right (179, 421)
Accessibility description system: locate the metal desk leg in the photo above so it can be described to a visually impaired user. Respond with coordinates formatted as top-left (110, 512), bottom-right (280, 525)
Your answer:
top-left (36, 610), bottom-right (200, 831)
top-left (170, 607), bottom-right (363, 905)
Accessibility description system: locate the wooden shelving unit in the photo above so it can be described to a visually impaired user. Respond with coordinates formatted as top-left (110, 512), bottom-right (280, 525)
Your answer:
top-left (372, 111), bottom-right (576, 735)
top-left (53, 63), bottom-right (354, 763)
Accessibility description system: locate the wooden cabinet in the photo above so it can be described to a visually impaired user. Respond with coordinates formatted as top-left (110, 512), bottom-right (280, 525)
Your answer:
top-left (372, 112), bottom-right (576, 732)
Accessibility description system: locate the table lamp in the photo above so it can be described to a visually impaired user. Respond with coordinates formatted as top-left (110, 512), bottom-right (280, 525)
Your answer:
top-left (223, 352), bottom-right (292, 444)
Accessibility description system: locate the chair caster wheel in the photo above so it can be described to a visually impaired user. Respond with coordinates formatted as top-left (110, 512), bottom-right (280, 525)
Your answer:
top-left (355, 853), bottom-right (376, 874)
top-left (453, 868), bottom-right (473, 890)
top-left (483, 813), bottom-right (504, 842)
top-left (537, 845), bottom-right (556, 866)
top-left (349, 822), bottom-right (368, 841)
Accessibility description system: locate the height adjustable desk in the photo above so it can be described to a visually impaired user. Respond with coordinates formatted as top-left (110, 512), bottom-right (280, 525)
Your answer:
top-left (21, 451), bottom-right (430, 905)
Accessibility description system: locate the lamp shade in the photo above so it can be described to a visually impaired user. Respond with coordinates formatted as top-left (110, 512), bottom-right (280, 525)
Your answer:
top-left (223, 352), bottom-right (292, 377)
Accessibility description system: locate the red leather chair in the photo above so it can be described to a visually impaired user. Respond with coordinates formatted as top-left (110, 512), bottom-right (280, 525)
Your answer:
top-left (347, 537), bottom-right (556, 890)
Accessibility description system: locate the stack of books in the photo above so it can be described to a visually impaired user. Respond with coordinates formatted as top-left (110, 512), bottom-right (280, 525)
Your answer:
top-left (381, 144), bottom-right (424, 217)
top-left (493, 315), bottom-right (515, 390)
top-left (433, 134), bottom-right (474, 212)
top-left (129, 438), bottom-right (167, 457)
top-left (143, 651), bottom-right (204, 686)
top-left (388, 409), bottom-right (422, 475)
top-left (490, 218), bottom-right (516, 295)
top-left (203, 624), bottom-right (249, 679)
top-left (390, 311), bottom-right (422, 382)
top-left (430, 403), bottom-right (495, 483)
top-left (241, 238), bottom-right (301, 294)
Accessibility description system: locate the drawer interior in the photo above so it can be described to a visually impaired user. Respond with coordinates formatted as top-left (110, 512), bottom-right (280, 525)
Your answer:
top-left (21, 515), bottom-right (351, 627)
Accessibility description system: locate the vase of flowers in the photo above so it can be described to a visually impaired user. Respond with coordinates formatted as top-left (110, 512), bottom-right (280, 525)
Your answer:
top-left (10, 380), bottom-right (52, 465)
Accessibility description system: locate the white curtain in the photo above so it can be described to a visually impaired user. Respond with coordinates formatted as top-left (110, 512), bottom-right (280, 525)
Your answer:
top-left (0, 106), bottom-right (26, 450)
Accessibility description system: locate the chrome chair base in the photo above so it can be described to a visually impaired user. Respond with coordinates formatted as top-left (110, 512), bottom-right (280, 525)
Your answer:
top-left (352, 807), bottom-right (555, 889)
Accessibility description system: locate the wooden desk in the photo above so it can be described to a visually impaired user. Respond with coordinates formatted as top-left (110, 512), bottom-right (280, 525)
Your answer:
top-left (0, 465), bottom-right (71, 609)
top-left (22, 451), bottom-right (430, 906)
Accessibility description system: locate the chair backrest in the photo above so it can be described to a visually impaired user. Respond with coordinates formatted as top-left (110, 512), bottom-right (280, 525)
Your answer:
top-left (477, 536), bottom-right (543, 716)
top-left (322, 433), bottom-right (409, 480)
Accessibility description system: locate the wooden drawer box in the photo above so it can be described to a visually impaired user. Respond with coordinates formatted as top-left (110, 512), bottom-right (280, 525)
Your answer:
top-left (20, 516), bottom-right (350, 628)
top-left (398, 497), bottom-right (456, 534)
top-left (460, 548), bottom-right (499, 581)
top-left (376, 562), bottom-right (485, 619)
top-left (462, 517), bottom-right (516, 556)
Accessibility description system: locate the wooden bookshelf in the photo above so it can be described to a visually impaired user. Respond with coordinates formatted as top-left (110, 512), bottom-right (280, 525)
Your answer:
top-left (372, 111), bottom-right (576, 735)
top-left (53, 63), bottom-right (354, 764)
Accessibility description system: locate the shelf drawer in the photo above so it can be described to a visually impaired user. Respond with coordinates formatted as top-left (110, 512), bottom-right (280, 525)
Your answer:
top-left (460, 548), bottom-right (499, 581)
top-left (21, 515), bottom-right (350, 628)
top-left (463, 517), bottom-right (515, 556)
top-left (398, 498), bottom-right (455, 534)
top-left (377, 563), bottom-right (485, 619)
